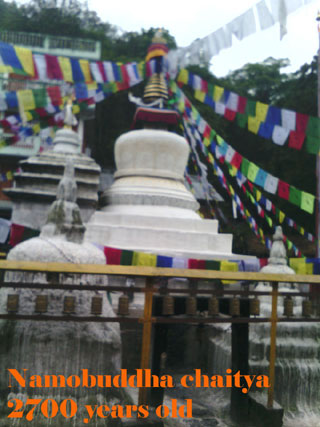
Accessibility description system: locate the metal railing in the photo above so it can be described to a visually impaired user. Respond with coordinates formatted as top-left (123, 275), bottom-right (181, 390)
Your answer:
top-left (0, 260), bottom-right (319, 411)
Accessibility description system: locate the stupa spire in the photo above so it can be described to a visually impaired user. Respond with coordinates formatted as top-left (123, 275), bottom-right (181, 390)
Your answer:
top-left (130, 29), bottom-right (179, 129)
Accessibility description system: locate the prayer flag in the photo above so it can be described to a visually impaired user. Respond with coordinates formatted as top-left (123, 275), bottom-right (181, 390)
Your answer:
top-left (15, 46), bottom-right (34, 76)
top-left (79, 59), bottom-right (92, 82)
top-left (301, 191), bottom-right (315, 214)
top-left (45, 54), bottom-right (63, 80)
top-left (213, 85), bottom-right (224, 102)
top-left (247, 163), bottom-right (259, 182)
top-left (289, 187), bottom-right (302, 207)
top-left (248, 116), bottom-right (261, 134)
top-left (17, 89), bottom-right (36, 111)
top-left (288, 130), bottom-right (305, 150)
top-left (256, 101), bottom-right (269, 121)
top-left (272, 125), bottom-right (289, 146)
top-left (305, 136), bottom-right (320, 154)
top-left (58, 56), bottom-right (73, 82)
top-left (133, 251), bottom-right (157, 267)
top-left (277, 180), bottom-right (290, 200)
top-left (264, 175), bottom-right (278, 194)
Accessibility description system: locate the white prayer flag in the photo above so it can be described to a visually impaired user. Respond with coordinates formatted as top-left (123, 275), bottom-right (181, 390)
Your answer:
top-left (103, 62), bottom-right (115, 82)
top-left (264, 175), bottom-right (279, 194)
top-left (256, 0), bottom-right (275, 30)
top-left (225, 146), bottom-right (236, 163)
top-left (281, 109), bottom-right (296, 131)
top-left (90, 62), bottom-right (104, 83)
top-left (226, 92), bottom-right (239, 111)
top-left (33, 54), bottom-right (48, 81)
top-left (215, 102), bottom-right (226, 116)
top-left (227, 9), bottom-right (257, 40)
top-left (272, 125), bottom-right (290, 145)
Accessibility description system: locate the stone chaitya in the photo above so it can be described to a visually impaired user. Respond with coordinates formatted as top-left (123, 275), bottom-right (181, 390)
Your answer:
top-left (85, 31), bottom-right (250, 261)
top-left (0, 160), bottom-right (125, 418)
top-left (5, 102), bottom-right (100, 230)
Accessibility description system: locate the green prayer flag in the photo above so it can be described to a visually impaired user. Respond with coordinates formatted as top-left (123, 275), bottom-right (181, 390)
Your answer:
top-left (289, 187), bottom-right (302, 207)
top-left (210, 129), bottom-right (216, 139)
top-left (306, 117), bottom-right (320, 138)
top-left (236, 113), bottom-right (248, 129)
top-left (266, 216), bottom-right (273, 228)
top-left (216, 135), bottom-right (224, 145)
top-left (205, 260), bottom-right (220, 270)
top-left (207, 83), bottom-right (214, 98)
top-left (301, 191), bottom-right (315, 214)
top-left (305, 136), bottom-right (320, 154)
top-left (241, 158), bottom-right (250, 177)
top-left (247, 163), bottom-right (259, 182)
top-left (120, 250), bottom-right (133, 265)
top-left (33, 88), bottom-right (47, 109)
top-left (245, 99), bottom-right (256, 117)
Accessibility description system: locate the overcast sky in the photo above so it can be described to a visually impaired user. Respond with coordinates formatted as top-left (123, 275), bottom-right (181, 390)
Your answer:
top-left (87, 0), bottom-right (320, 77)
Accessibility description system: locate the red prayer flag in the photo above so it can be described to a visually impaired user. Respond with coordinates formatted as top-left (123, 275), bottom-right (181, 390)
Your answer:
top-left (45, 54), bottom-right (63, 80)
top-left (296, 112), bottom-right (309, 134)
top-left (47, 86), bottom-right (62, 106)
top-left (203, 124), bottom-right (211, 138)
top-left (224, 108), bottom-right (236, 121)
top-left (238, 96), bottom-right (247, 114)
top-left (104, 246), bottom-right (122, 265)
top-left (230, 152), bottom-right (243, 169)
top-left (288, 130), bottom-right (305, 150)
top-left (198, 260), bottom-right (206, 270)
top-left (201, 79), bottom-right (208, 93)
top-left (120, 64), bottom-right (130, 88)
top-left (97, 61), bottom-right (107, 82)
top-left (9, 223), bottom-right (25, 247)
top-left (188, 259), bottom-right (200, 269)
top-left (278, 180), bottom-right (290, 200)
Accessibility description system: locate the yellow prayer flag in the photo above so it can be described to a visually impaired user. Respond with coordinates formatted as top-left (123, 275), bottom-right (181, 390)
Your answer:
top-left (255, 101), bottom-right (269, 122)
top-left (25, 111), bottom-right (33, 121)
top-left (0, 65), bottom-right (13, 74)
top-left (207, 152), bottom-right (214, 164)
top-left (256, 190), bottom-right (262, 201)
top-left (220, 260), bottom-right (238, 284)
top-left (72, 105), bottom-right (80, 114)
top-left (6, 171), bottom-right (13, 180)
top-left (229, 166), bottom-right (237, 177)
top-left (248, 116), bottom-right (261, 134)
top-left (213, 85), bottom-right (224, 102)
top-left (178, 100), bottom-right (185, 113)
top-left (194, 90), bottom-right (205, 103)
top-left (17, 90), bottom-right (35, 111)
top-left (32, 123), bottom-right (41, 134)
top-left (132, 251), bottom-right (157, 267)
top-left (15, 46), bottom-right (34, 77)
top-left (279, 211), bottom-right (285, 223)
top-left (58, 57), bottom-right (73, 82)
top-left (177, 69), bottom-right (189, 85)
top-left (203, 137), bottom-right (210, 147)
top-left (87, 82), bottom-right (98, 91)
top-left (79, 59), bottom-right (92, 82)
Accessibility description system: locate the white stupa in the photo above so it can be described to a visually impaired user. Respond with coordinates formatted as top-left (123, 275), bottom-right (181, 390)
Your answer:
top-left (85, 32), bottom-right (250, 261)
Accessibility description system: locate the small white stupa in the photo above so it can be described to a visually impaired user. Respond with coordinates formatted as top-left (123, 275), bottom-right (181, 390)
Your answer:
top-left (0, 159), bottom-right (122, 406)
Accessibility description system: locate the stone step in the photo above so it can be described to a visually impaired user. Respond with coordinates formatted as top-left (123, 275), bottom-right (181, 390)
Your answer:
top-left (90, 211), bottom-right (219, 233)
top-left (85, 222), bottom-right (233, 256)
